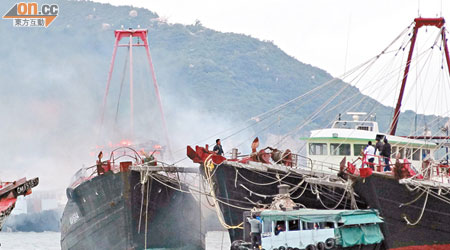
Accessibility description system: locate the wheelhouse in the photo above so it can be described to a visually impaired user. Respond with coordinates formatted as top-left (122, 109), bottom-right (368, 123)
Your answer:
top-left (302, 114), bottom-right (438, 174)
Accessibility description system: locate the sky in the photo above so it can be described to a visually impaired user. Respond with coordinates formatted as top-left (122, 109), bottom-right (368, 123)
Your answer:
top-left (92, 0), bottom-right (449, 78)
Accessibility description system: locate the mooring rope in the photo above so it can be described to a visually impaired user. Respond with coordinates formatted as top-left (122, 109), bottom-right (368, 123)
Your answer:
top-left (402, 188), bottom-right (430, 226)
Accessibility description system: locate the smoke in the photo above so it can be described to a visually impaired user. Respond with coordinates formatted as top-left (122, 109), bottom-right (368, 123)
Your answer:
top-left (3, 209), bottom-right (62, 232)
top-left (0, 0), bottom-right (300, 198)
top-left (0, 23), bottom-right (106, 190)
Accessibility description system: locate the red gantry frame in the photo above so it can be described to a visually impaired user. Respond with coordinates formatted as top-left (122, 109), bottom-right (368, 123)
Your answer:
top-left (100, 29), bottom-right (172, 156)
top-left (390, 17), bottom-right (450, 135)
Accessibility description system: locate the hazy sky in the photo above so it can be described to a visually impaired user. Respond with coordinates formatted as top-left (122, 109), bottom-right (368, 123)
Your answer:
top-left (93, 0), bottom-right (449, 78)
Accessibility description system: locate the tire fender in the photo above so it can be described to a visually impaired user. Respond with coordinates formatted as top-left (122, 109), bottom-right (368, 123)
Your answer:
top-left (325, 238), bottom-right (335, 249)
top-left (305, 244), bottom-right (317, 250)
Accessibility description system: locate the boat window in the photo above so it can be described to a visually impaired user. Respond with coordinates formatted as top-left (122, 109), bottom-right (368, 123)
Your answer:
top-left (324, 222), bottom-right (335, 229)
top-left (262, 218), bottom-right (272, 233)
top-left (356, 125), bottom-right (372, 131)
top-left (309, 143), bottom-right (328, 155)
top-left (422, 149), bottom-right (430, 159)
top-left (399, 148), bottom-right (405, 159)
top-left (412, 148), bottom-right (420, 161)
top-left (391, 146), bottom-right (397, 158)
top-left (288, 220), bottom-right (300, 231)
top-left (353, 144), bottom-right (366, 156)
top-left (333, 121), bottom-right (350, 129)
top-left (330, 144), bottom-right (350, 156)
top-left (406, 148), bottom-right (412, 159)
top-left (302, 221), bottom-right (317, 230)
top-left (274, 221), bottom-right (286, 235)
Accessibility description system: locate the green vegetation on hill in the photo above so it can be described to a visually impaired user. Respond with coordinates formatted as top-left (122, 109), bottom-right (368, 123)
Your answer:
top-left (0, 0), bottom-right (444, 157)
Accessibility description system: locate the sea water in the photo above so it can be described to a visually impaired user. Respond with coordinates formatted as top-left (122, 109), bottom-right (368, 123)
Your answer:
top-left (0, 232), bottom-right (61, 250)
top-left (0, 231), bottom-right (230, 249)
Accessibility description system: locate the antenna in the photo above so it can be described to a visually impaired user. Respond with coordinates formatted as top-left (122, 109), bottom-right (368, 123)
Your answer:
top-left (417, 0), bottom-right (420, 17)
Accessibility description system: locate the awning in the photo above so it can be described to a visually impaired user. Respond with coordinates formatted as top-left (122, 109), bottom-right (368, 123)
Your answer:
top-left (336, 224), bottom-right (384, 247)
top-left (341, 212), bottom-right (383, 225)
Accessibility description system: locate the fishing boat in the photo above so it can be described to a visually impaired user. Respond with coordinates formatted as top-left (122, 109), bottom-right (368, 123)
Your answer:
top-left (188, 17), bottom-right (450, 250)
top-left (60, 29), bottom-right (204, 250)
top-left (0, 177), bottom-right (39, 230)
top-left (302, 17), bottom-right (450, 249)
top-left (303, 112), bottom-right (449, 249)
top-left (187, 140), bottom-right (364, 244)
top-left (60, 147), bottom-right (203, 250)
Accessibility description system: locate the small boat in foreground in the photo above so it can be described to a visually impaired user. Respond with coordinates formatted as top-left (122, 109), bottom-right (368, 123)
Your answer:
top-left (0, 177), bottom-right (39, 230)
top-left (231, 184), bottom-right (384, 250)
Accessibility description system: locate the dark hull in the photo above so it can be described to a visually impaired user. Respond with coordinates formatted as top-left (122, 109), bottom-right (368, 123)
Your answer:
top-left (204, 162), bottom-right (365, 243)
top-left (0, 201), bottom-right (15, 230)
top-left (352, 173), bottom-right (450, 249)
top-left (61, 170), bottom-right (203, 250)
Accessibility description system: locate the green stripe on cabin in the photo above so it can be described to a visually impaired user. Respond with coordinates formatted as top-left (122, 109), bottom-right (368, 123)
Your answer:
top-left (299, 137), bottom-right (436, 148)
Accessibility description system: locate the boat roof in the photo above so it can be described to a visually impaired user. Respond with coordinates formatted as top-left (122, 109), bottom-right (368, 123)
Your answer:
top-left (260, 209), bottom-right (383, 225)
top-left (301, 128), bottom-right (437, 148)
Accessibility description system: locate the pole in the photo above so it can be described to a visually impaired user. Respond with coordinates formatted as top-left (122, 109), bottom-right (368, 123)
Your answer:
top-left (390, 25), bottom-right (419, 135)
top-left (143, 35), bottom-right (173, 159)
top-left (129, 35), bottom-right (134, 139)
top-left (100, 35), bottom-right (120, 135)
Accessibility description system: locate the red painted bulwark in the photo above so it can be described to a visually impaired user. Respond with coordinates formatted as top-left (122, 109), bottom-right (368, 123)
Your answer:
top-left (0, 197), bottom-right (17, 213)
top-left (394, 244), bottom-right (450, 250)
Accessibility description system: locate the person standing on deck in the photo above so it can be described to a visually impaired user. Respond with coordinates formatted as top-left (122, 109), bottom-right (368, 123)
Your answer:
top-left (247, 214), bottom-right (262, 249)
top-left (213, 139), bottom-right (224, 156)
top-left (364, 141), bottom-right (375, 170)
top-left (375, 138), bottom-right (383, 155)
top-left (381, 138), bottom-right (392, 171)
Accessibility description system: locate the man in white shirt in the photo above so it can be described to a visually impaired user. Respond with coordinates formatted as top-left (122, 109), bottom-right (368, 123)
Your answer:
top-left (364, 141), bottom-right (375, 170)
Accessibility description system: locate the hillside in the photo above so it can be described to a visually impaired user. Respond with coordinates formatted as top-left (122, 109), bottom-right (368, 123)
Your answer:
top-left (0, 0), bottom-right (442, 187)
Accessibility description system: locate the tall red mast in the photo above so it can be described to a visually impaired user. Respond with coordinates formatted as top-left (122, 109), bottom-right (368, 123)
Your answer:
top-left (389, 17), bottom-right (450, 135)
top-left (100, 29), bottom-right (172, 157)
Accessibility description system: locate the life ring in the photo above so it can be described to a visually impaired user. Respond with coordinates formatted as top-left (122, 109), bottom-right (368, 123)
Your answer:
top-left (317, 242), bottom-right (325, 250)
top-left (279, 247), bottom-right (286, 250)
top-left (305, 245), bottom-right (317, 250)
top-left (293, 248), bottom-right (300, 250)
top-left (325, 238), bottom-right (335, 249)
top-left (287, 247), bottom-right (293, 250)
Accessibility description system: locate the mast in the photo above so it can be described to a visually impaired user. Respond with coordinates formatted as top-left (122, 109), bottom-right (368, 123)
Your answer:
top-left (100, 29), bottom-right (173, 157)
top-left (389, 17), bottom-right (450, 135)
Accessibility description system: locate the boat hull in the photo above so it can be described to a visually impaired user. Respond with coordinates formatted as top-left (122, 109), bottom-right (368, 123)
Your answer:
top-left (352, 173), bottom-right (450, 249)
top-left (0, 198), bottom-right (16, 230)
top-left (60, 170), bottom-right (203, 250)
top-left (203, 162), bottom-right (363, 243)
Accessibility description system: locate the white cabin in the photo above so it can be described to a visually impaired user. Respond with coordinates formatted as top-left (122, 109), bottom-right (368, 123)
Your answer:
top-left (303, 113), bottom-right (438, 174)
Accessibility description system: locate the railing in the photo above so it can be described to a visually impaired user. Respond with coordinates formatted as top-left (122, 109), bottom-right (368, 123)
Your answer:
top-left (305, 159), bottom-right (341, 173)
top-left (361, 153), bottom-right (392, 172)
top-left (360, 153), bottom-right (450, 182)
top-left (68, 147), bottom-right (153, 189)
